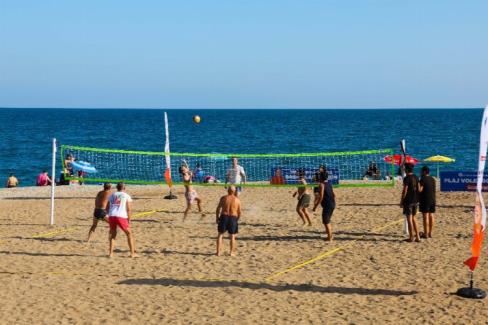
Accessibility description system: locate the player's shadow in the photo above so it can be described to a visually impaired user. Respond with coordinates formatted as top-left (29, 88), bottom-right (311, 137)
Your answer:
top-left (0, 250), bottom-right (96, 257)
top-left (3, 197), bottom-right (93, 200)
top-left (10, 236), bottom-right (84, 243)
top-left (191, 235), bottom-right (400, 243)
top-left (291, 230), bottom-right (403, 238)
top-left (161, 249), bottom-right (215, 257)
top-left (117, 278), bottom-right (417, 296)
top-left (339, 203), bottom-right (399, 207)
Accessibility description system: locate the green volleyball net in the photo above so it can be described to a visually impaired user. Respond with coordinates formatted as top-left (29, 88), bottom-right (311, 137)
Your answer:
top-left (60, 145), bottom-right (395, 188)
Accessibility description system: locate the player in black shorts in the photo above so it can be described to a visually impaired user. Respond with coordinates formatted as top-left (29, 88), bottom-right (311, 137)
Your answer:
top-left (419, 166), bottom-right (436, 238)
top-left (400, 164), bottom-right (420, 242)
top-left (313, 168), bottom-right (336, 241)
top-left (87, 183), bottom-right (112, 242)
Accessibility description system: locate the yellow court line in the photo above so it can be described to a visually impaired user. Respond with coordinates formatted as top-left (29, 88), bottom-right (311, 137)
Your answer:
top-left (264, 218), bottom-right (404, 282)
top-left (132, 209), bottom-right (166, 219)
top-left (32, 227), bottom-right (77, 239)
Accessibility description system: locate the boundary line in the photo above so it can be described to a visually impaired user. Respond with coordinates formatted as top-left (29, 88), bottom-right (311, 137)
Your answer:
top-left (264, 218), bottom-right (404, 282)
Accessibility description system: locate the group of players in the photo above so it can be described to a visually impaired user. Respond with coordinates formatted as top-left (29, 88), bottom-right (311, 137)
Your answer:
top-left (87, 157), bottom-right (337, 257)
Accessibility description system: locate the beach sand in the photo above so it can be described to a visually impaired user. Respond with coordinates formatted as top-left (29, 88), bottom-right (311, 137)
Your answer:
top-left (0, 184), bottom-right (486, 324)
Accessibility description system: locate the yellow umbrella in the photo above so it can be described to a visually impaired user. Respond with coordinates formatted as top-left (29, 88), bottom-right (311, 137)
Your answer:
top-left (424, 155), bottom-right (456, 178)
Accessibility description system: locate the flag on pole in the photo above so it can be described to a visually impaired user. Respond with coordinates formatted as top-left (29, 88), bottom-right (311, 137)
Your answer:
top-left (464, 106), bottom-right (488, 271)
top-left (164, 112), bottom-right (173, 188)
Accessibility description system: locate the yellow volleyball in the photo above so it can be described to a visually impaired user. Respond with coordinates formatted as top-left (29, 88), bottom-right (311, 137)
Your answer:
top-left (193, 115), bottom-right (201, 124)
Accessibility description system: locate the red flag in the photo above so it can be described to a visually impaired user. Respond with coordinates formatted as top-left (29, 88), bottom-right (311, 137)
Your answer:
top-left (464, 107), bottom-right (488, 271)
top-left (164, 168), bottom-right (172, 188)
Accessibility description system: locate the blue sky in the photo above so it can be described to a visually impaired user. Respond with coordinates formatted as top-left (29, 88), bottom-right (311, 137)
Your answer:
top-left (0, 1), bottom-right (486, 108)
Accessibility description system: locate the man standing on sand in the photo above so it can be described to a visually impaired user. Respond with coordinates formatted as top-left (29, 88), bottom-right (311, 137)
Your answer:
top-left (419, 166), bottom-right (436, 239)
top-left (400, 163), bottom-right (421, 242)
top-left (87, 183), bottom-right (112, 242)
top-left (226, 157), bottom-right (246, 196)
top-left (216, 186), bottom-right (242, 256)
top-left (313, 171), bottom-right (336, 241)
top-left (107, 182), bottom-right (138, 258)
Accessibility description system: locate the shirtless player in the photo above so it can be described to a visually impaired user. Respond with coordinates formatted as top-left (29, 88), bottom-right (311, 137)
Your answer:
top-left (216, 186), bottom-right (242, 256)
top-left (87, 183), bottom-right (112, 242)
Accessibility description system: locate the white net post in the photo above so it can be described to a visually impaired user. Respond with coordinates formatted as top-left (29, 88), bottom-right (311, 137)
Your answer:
top-left (50, 138), bottom-right (56, 225)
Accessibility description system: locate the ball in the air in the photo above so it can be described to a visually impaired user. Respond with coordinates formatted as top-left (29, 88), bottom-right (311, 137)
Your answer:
top-left (193, 115), bottom-right (201, 124)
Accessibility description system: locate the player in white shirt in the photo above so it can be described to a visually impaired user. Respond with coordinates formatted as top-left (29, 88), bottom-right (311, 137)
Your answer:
top-left (107, 182), bottom-right (138, 258)
top-left (226, 157), bottom-right (246, 196)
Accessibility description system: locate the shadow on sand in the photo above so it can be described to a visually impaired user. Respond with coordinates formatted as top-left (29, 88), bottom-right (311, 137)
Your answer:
top-left (117, 277), bottom-right (417, 296)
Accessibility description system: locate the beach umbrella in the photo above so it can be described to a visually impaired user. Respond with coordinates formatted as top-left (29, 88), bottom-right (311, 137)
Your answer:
top-left (383, 154), bottom-right (419, 166)
top-left (424, 155), bottom-right (456, 178)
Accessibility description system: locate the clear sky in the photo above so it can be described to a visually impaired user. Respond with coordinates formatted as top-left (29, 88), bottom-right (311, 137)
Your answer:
top-left (0, 0), bottom-right (486, 109)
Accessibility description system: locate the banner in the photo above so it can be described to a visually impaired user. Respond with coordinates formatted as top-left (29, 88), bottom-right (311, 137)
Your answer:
top-left (464, 106), bottom-right (488, 271)
top-left (271, 167), bottom-right (339, 185)
top-left (440, 171), bottom-right (488, 192)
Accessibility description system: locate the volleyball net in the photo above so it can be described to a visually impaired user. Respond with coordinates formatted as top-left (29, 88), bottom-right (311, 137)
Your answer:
top-left (60, 145), bottom-right (395, 188)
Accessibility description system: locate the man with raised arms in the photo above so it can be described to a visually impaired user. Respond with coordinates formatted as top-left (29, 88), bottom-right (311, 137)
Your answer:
top-left (216, 186), bottom-right (242, 256)
top-left (87, 183), bottom-right (112, 242)
top-left (107, 182), bottom-right (138, 258)
top-left (179, 163), bottom-right (203, 219)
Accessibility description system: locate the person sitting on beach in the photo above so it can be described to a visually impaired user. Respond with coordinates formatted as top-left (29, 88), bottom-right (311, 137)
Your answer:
top-left (180, 163), bottom-right (203, 219)
top-left (419, 166), bottom-right (436, 239)
top-left (400, 163), bottom-right (420, 242)
top-left (363, 161), bottom-right (380, 180)
top-left (313, 171), bottom-right (336, 241)
top-left (6, 174), bottom-right (19, 188)
top-left (216, 186), bottom-right (242, 256)
top-left (87, 183), bottom-right (112, 242)
top-left (64, 154), bottom-right (75, 176)
top-left (292, 170), bottom-right (312, 226)
top-left (36, 170), bottom-right (52, 186)
top-left (270, 168), bottom-right (285, 185)
top-left (107, 182), bottom-right (138, 258)
top-left (226, 157), bottom-right (246, 196)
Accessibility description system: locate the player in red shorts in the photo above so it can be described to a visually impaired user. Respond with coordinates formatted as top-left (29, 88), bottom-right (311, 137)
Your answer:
top-left (107, 182), bottom-right (138, 258)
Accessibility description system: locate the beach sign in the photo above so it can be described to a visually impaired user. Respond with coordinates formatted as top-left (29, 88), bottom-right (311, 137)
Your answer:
top-left (440, 171), bottom-right (488, 192)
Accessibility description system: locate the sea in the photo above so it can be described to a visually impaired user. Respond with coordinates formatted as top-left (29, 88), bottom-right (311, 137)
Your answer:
top-left (0, 108), bottom-right (483, 187)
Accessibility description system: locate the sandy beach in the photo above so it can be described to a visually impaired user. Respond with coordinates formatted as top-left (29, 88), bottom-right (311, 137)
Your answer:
top-left (0, 183), bottom-right (486, 324)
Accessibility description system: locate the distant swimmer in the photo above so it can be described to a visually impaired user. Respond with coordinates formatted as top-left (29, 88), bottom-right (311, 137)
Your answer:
top-left (400, 163), bottom-right (420, 242)
top-left (107, 182), bottom-right (138, 258)
top-left (6, 174), bottom-right (19, 188)
top-left (313, 170), bottom-right (336, 241)
top-left (292, 170), bottom-right (312, 226)
top-left (419, 166), bottom-right (436, 239)
top-left (216, 186), bottom-right (242, 256)
top-left (87, 183), bottom-right (112, 242)
top-left (180, 163), bottom-right (203, 219)
top-left (226, 157), bottom-right (246, 197)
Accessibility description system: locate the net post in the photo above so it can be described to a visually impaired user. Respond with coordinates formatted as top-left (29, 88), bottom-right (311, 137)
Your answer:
top-left (50, 138), bottom-right (56, 225)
